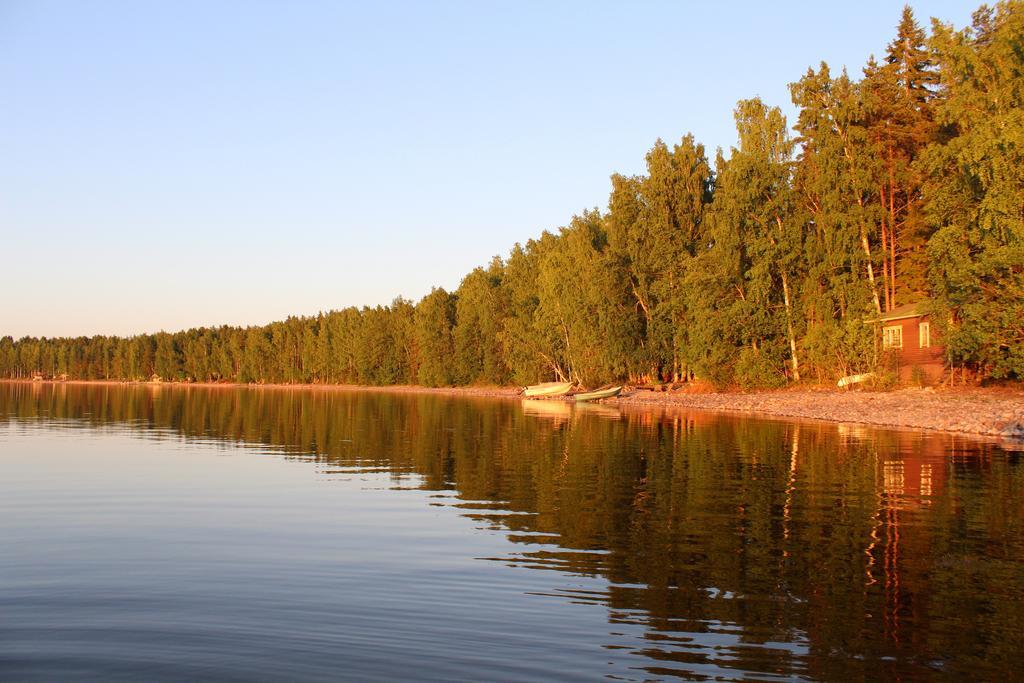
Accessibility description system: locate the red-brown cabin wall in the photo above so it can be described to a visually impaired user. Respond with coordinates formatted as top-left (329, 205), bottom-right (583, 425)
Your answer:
top-left (889, 314), bottom-right (945, 382)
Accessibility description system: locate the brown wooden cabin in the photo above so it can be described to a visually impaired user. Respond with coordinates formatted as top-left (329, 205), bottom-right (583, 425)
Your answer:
top-left (870, 301), bottom-right (946, 384)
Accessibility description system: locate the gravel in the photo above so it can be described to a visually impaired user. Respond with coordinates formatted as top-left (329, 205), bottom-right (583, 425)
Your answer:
top-left (615, 387), bottom-right (1024, 440)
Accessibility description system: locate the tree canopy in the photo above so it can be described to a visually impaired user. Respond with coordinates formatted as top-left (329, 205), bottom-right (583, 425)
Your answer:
top-left (3, 3), bottom-right (1022, 387)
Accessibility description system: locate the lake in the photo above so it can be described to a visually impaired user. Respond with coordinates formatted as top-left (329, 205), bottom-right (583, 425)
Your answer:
top-left (1, 382), bottom-right (1022, 681)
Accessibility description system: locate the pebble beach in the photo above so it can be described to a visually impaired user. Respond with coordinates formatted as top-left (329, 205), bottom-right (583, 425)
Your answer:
top-left (615, 386), bottom-right (1024, 440)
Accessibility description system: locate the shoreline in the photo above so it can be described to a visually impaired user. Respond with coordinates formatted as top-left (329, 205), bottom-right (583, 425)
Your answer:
top-left (615, 387), bottom-right (1024, 441)
top-left (0, 378), bottom-right (523, 398)
top-left (4, 379), bottom-right (1022, 441)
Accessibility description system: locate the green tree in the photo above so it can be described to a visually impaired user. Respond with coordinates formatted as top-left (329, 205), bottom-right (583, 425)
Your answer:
top-left (922, 1), bottom-right (1024, 378)
top-left (453, 259), bottom-right (510, 385)
top-left (861, 6), bottom-right (938, 310)
top-left (415, 288), bottom-right (457, 387)
top-left (606, 134), bottom-right (712, 381)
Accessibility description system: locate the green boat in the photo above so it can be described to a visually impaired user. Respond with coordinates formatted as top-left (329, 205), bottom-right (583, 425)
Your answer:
top-left (573, 386), bottom-right (623, 402)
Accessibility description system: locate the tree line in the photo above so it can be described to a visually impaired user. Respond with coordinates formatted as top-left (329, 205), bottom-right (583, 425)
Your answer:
top-left (2, 4), bottom-right (1022, 387)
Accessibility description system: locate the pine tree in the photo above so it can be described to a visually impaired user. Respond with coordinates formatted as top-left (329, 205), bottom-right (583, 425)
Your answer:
top-left (861, 6), bottom-right (938, 310)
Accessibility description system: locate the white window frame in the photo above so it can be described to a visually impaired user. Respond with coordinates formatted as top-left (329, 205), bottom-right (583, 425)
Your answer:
top-left (919, 321), bottom-right (930, 349)
top-left (882, 325), bottom-right (903, 350)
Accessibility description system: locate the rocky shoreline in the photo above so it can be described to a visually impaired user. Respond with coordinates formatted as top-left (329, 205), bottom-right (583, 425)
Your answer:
top-left (614, 387), bottom-right (1024, 440)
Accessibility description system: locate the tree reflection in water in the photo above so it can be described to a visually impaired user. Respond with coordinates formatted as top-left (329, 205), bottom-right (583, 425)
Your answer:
top-left (3, 382), bottom-right (1022, 680)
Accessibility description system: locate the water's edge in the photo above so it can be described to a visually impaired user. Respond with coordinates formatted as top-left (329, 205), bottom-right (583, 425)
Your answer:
top-left (4, 379), bottom-right (1022, 442)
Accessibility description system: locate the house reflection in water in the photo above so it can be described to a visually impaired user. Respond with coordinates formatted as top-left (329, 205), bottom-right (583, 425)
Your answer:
top-left (835, 423), bottom-right (1012, 651)
top-left (837, 423), bottom-right (948, 503)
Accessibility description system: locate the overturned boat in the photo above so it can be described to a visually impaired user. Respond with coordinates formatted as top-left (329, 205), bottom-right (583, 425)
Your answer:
top-left (837, 372), bottom-right (875, 388)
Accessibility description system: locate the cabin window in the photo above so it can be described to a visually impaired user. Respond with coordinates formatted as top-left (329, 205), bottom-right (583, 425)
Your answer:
top-left (882, 325), bottom-right (903, 349)
top-left (919, 322), bottom-right (930, 349)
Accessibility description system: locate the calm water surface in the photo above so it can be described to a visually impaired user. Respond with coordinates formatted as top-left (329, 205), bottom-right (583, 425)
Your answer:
top-left (1, 383), bottom-right (1022, 681)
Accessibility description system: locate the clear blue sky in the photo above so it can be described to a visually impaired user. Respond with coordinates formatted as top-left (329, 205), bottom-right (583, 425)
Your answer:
top-left (1, 0), bottom-right (975, 339)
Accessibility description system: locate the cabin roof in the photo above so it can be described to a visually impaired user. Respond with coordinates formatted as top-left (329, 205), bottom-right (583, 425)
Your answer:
top-left (868, 301), bottom-right (930, 323)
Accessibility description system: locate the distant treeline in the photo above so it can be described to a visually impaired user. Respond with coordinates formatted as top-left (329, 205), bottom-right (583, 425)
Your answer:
top-left (3, 4), bottom-right (1022, 387)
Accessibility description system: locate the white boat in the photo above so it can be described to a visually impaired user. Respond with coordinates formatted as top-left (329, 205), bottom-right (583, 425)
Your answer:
top-left (837, 372), bottom-right (875, 388)
top-left (522, 381), bottom-right (574, 398)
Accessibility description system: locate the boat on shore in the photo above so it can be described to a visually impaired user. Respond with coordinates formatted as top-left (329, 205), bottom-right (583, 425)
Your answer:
top-left (573, 386), bottom-right (623, 402)
top-left (837, 372), bottom-right (875, 388)
top-left (523, 381), bottom-right (574, 398)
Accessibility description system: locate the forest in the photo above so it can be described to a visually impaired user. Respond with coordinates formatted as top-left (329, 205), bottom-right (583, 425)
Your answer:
top-left (2, 4), bottom-right (1022, 388)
